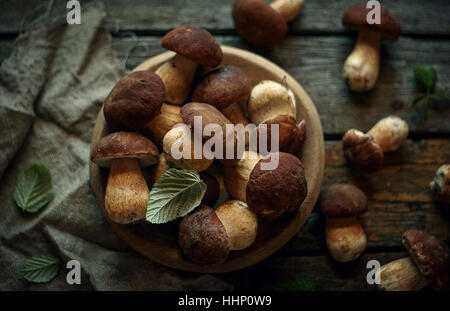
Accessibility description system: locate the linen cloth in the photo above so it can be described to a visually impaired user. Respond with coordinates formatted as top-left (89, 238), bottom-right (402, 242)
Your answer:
top-left (0, 1), bottom-right (232, 291)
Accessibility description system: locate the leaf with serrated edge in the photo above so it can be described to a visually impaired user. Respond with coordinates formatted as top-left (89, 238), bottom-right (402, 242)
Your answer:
top-left (19, 256), bottom-right (60, 283)
top-left (146, 168), bottom-right (206, 224)
top-left (13, 163), bottom-right (54, 213)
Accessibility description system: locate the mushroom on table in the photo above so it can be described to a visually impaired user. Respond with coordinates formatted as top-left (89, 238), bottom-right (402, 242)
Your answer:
top-left (343, 116), bottom-right (408, 173)
top-left (378, 230), bottom-right (450, 291)
top-left (91, 132), bottom-right (159, 224)
top-left (342, 3), bottom-right (401, 91)
top-left (232, 0), bottom-right (305, 47)
top-left (156, 26), bottom-right (223, 105)
top-left (319, 184), bottom-right (368, 263)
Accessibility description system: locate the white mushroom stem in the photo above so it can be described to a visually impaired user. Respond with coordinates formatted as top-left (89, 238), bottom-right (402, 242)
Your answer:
top-left (378, 257), bottom-right (429, 291)
top-left (325, 217), bottom-right (367, 262)
top-left (105, 158), bottom-right (149, 224)
top-left (270, 0), bottom-right (305, 22)
top-left (367, 116), bottom-right (409, 152)
top-left (343, 28), bottom-right (381, 92)
top-left (155, 54), bottom-right (198, 105)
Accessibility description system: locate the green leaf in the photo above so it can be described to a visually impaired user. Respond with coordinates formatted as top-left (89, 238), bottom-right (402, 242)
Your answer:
top-left (146, 168), bottom-right (206, 224)
top-left (413, 65), bottom-right (436, 90)
top-left (412, 95), bottom-right (428, 109)
top-left (13, 163), bottom-right (54, 213)
top-left (19, 256), bottom-right (60, 283)
top-left (264, 278), bottom-right (324, 291)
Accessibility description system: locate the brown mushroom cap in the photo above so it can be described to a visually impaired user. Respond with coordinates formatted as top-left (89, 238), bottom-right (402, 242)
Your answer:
top-left (199, 172), bottom-right (220, 207)
top-left (91, 132), bottom-right (159, 168)
top-left (342, 129), bottom-right (384, 173)
top-left (258, 116), bottom-right (306, 155)
top-left (246, 152), bottom-right (307, 219)
top-left (232, 0), bottom-right (288, 47)
top-left (161, 26), bottom-right (223, 68)
top-left (181, 102), bottom-right (242, 166)
top-left (319, 184), bottom-right (368, 218)
top-left (192, 66), bottom-right (253, 110)
top-left (178, 205), bottom-right (230, 264)
top-left (402, 230), bottom-right (450, 289)
top-left (103, 71), bottom-right (165, 131)
top-left (342, 2), bottom-right (401, 40)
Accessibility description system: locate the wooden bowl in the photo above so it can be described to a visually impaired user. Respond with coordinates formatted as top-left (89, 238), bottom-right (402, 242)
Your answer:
top-left (89, 46), bottom-right (325, 273)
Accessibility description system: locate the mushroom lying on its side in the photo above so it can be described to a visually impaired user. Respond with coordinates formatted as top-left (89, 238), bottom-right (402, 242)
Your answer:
top-left (343, 116), bottom-right (408, 173)
top-left (378, 230), bottom-right (450, 291)
top-left (248, 80), bottom-right (306, 156)
top-left (91, 132), bottom-right (159, 224)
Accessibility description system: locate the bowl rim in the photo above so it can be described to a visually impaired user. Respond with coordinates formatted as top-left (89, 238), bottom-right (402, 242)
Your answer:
top-left (89, 45), bottom-right (325, 273)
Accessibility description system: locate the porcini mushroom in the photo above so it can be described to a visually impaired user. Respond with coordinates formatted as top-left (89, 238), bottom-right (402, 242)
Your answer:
top-left (367, 116), bottom-right (409, 152)
top-left (181, 102), bottom-right (243, 166)
top-left (430, 164), bottom-right (450, 203)
top-left (192, 65), bottom-right (253, 110)
top-left (199, 172), bottom-right (220, 207)
top-left (178, 205), bottom-right (230, 264)
top-left (91, 132), bottom-right (159, 224)
top-left (224, 152), bottom-right (308, 219)
top-left (342, 129), bottom-right (384, 174)
top-left (343, 116), bottom-right (408, 173)
top-left (378, 230), bottom-right (450, 291)
top-left (142, 103), bottom-right (183, 146)
top-left (232, 0), bottom-right (305, 47)
top-left (216, 200), bottom-right (258, 250)
top-left (156, 26), bottom-right (223, 105)
top-left (163, 126), bottom-right (213, 172)
top-left (248, 80), bottom-right (306, 155)
top-left (103, 71), bottom-right (165, 131)
top-left (342, 3), bottom-right (401, 91)
top-left (319, 184), bottom-right (368, 262)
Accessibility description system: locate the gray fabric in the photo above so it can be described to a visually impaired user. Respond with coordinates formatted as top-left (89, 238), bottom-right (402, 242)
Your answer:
top-left (0, 2), bottom-right (232, 291)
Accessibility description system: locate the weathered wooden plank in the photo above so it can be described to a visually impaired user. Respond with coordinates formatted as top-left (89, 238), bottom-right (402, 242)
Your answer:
top-left (286, 139), bottom-right (450, 252)
top-left (222, 252), bottom-right (410, 291)
top-left (1, 0), bottom-right (449, 35)
top-left (2, 34), bottom-right (449, 134)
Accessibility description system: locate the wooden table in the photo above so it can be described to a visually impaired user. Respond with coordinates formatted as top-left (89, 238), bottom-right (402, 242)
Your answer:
top-left (1, 0), bottom-right (448, 290)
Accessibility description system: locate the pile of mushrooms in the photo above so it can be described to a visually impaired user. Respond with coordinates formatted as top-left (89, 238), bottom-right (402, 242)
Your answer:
top-left (91, 26), bottom-right (310, 265)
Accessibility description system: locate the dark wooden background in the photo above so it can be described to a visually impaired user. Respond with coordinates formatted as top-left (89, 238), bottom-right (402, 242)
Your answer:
top-left (0, 0), bottom-right (448, 290)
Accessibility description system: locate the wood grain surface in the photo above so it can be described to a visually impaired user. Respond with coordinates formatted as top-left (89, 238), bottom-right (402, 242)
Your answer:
top-left (1, 0), bottom-right (448, 290)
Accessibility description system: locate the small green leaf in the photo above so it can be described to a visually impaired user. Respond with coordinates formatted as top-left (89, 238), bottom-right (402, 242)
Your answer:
top-left (19, 256), bottom-right (60, 283)
top-left (146, 168), bottom-right (206, 224)
top-left (263, 278), bottom-right (324, 291)
top-left (413, 65), bottom-right (436, 90)
top-left (412, 95), bottom-right (428, 109)
top-left (13, 163), bottom-right (54, 213)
